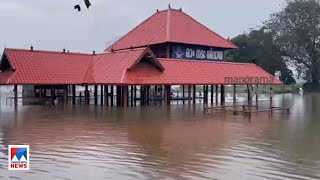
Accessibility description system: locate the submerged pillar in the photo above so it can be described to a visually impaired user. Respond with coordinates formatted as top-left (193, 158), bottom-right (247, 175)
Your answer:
top-left (233, 85), bottom-right (237, 108)
top-left (85, 85), bottom-right (89, 105)
top-left (182, 85), bottom-right (185, 104)
top-left (221, 85), bottom-right (225, 106)
top-left (130, 85), bottom-right (134, 107)
top-left (140, 86), bottom-right (144, 106)
top-left (122, 86), bottom-right (128, 108)
top-left (247, 85), bottom-right (252, 106)
top-left (215, 85), bottom-right (219, 106)
top-left (100, 85), bottom-right (104, 106)
top-left (116, 86), bottom-right (122, 107)
top-left (64, 85), bottom-right (68, 105)
top-left (211, 85), bottom-right (214, 105)
top-left (104, 85), bottom-right (109, 106)
top-left (94, 85), bottom-right (98, 105)
top-left (134, 86), bottom-right (137, 106)
top-left (51, 86), bottom-right (55, 105)
top-left (206, 85), bottom-right (209, 104)
top-left (255, 85), bottom-right (259, 107)
top-left (269, 86), bottom-right (273, 109)
top-left (110, 85), bottom-right (114, 106)
top-left (188, 85), bottom-right (191, 105)
top-left (203, 85), bottom-right (206, 105)
top-left (72, 85), bottom-right (76, 105)
top-left (164, 85), bottom-right (171, 106)
top-left (14, 85), bottom-right (18, 107)
top-left (193, 85), bottom-right (196, 104)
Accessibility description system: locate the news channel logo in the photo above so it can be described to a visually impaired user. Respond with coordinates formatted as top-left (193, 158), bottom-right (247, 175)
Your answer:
top-left (8, 145), bottom-right (30, 170)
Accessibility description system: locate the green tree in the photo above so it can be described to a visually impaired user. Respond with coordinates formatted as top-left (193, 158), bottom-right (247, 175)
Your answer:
top-left (226, 27), bottom-right (296, 85)
top-left (267, 0), bottom-right (320, 86)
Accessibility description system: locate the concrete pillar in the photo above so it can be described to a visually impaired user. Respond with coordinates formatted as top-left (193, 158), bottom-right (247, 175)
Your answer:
top-left (233, 85), bottom-right (237, 107)
top-left (104, 85), bottom-right (109, 106)
top-left (134, 86), bottom-right (137, 106)
top-left (94, 85), bottom-right (98, 105)
top-left (51, 86), bottom-right (55, 105)
top-left (122, 86), bottom-right (128, 108)
top-left (100, 85), bottom-right (104, 106)
top-left (182, 85), bottom-right (185, 104)
top-left (164, 85), bottom-right (171, 106)
top-left (14, 85), bottom-right (18, 107)
top-left (221, 85), bottom-right (225, 106)
top-left (203, 85), bottom-right (206, 105)
top-left (85, 85), bottom-right (89, 105)
top-left (206, 85), bottom-right (209, 104)
top-left (146, 86), bottom-right (150, 106)
top-left (140, 86), bottom-right (144, 106)
top-left (256, 85), bottom-right (259, 107)
top-left (215, 85), bottom-right (219, 106)
top-left (188, 85), bottom-right (191, 105)
top-left (116, 86), bottom-right (122, 107)
top-left (110, 86), bottom-right (114, 106)
top-left (72, 85), bottom-right (76, 105)
top-left (64, 85), bottom-right (68, 105)
top-left (247, 85), bottom-right (252, 106)
top-left (211, 85), bottom-right (214, 105)
top-left (270, 86), bottom-right (273, 109)
top-left (193, 85), bottom-right (196, 104)
top-left (130, 85), bottom-right (134, 107)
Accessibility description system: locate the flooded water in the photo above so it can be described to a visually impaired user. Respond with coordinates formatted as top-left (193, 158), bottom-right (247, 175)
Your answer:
top-left (0, 93), bottom-right (319, 179)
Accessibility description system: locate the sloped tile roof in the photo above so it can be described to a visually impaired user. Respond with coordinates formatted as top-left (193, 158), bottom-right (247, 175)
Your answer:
top-left (0, 48), bottom-right (281, 85)
top-left (3, 48), bottom-right (93, 85)
top-left (123, 58), bottom-right (282, 85)
top-left (106, 9), bottom-right (237, 51)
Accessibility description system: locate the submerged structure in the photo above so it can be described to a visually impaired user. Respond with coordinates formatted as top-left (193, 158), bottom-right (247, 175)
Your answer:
top-left (0, 8), bottom-right (281, 108)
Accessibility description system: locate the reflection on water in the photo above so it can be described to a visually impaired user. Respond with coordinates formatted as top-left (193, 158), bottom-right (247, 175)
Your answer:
top-left (0, 94), bottom-right (320, 179)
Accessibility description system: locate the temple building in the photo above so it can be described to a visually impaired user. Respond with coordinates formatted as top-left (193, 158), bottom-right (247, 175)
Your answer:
top-left (0, 8), bottom-right (282, 107)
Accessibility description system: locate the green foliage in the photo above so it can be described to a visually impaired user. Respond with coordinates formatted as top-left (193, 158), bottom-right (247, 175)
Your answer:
top-left (226, 27), bottom-right (296, 85)
top-left (267, 0), bottom-right (320, 85)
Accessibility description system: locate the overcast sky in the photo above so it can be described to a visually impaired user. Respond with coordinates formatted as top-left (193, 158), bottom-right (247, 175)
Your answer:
top-left (0, 0), bottom-right (286, 53)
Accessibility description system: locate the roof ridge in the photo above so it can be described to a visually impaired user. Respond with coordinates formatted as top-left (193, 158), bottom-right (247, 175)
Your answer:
top-left (5, 48), bottom-right (92, 56)
top-left (166, 9), bottom-right (171, 41)
top-left (82, 56), bottom-right (95, 84)
top-left (105, 10), bottom-right (167, 52)
top-left (100, 47), bottom-right (147, 55)
top-left (177, 11), bottom-right (237, 49)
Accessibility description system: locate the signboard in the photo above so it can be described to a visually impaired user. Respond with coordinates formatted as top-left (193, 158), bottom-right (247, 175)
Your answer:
top-left (171, 44), bottom-right (224, 61)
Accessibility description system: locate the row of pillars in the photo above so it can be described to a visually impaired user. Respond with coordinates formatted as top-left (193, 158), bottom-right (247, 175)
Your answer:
top-left (12, 84), bottom-right (272, 108)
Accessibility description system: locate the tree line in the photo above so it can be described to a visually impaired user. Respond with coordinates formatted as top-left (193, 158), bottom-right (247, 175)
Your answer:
top-left (226, 0), bottom-right (320, 89)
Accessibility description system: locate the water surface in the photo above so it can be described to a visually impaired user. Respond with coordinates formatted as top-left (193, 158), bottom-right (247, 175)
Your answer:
top-left (0, 94), bottom-right (319, 180)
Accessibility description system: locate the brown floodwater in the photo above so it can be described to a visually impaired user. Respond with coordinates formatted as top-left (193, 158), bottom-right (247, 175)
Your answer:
top-left (0, 94), bottom-right (319, 179)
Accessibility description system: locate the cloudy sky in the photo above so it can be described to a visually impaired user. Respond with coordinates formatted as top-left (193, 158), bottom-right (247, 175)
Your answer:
top-left (0, 0), bottom-right (286, 53)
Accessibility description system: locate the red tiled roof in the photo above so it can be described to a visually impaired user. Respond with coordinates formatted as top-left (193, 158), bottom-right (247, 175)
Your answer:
top-left (106, 9), bottom-right (237, 51)
top-left (123, 59), bottom-right (282, 85)
top-left (89, 48), bottom-right (151, 84)
top-left (2, 48), bottom-right (93, 85)
top-left (0, 48), bottom-right (281, 85)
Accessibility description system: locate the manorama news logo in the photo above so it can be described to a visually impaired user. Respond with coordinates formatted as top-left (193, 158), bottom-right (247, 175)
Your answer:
top-left (8, 145), bottom-right (30, 170)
